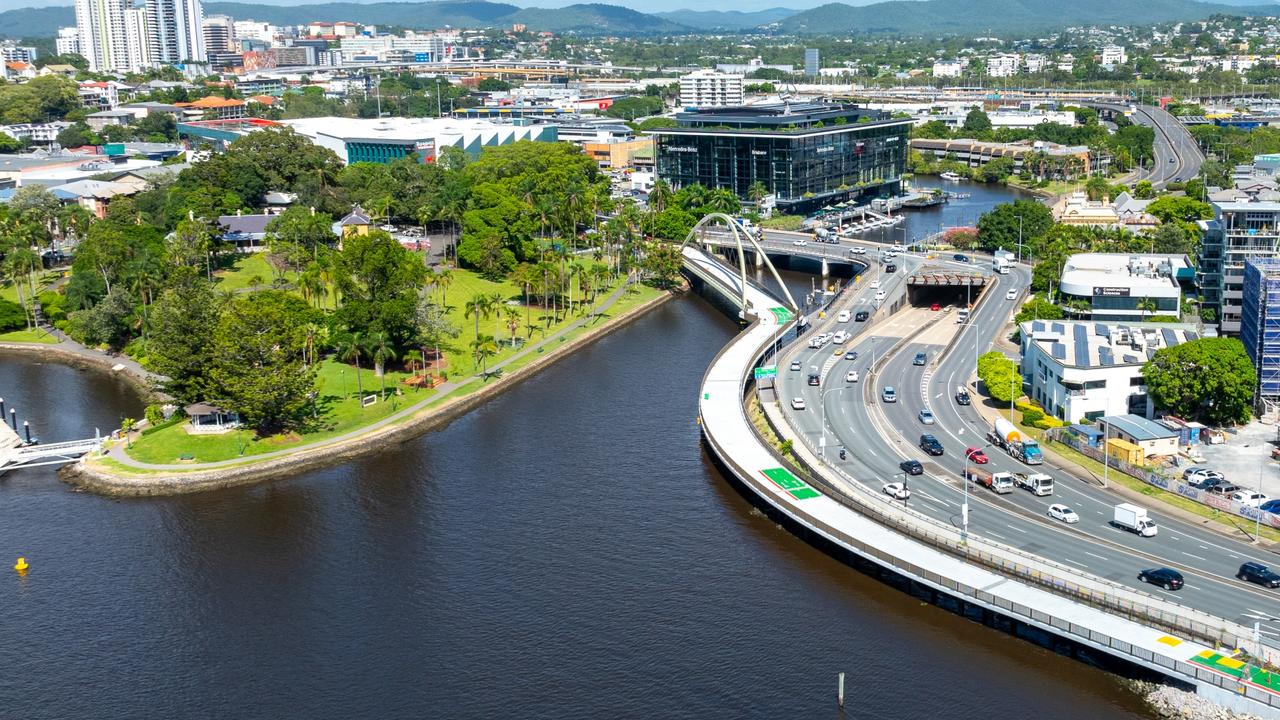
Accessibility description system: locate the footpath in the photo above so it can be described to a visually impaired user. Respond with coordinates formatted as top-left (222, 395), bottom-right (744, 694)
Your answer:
top-left (63, 281), bottom-right (673, 495)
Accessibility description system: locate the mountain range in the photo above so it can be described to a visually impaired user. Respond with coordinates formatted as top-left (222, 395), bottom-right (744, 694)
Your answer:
top-left (0, 0), bottom-right (1275, 39)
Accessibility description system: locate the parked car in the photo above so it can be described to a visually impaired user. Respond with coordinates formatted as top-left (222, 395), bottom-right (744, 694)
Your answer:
top-left (1005, 289), bottom-right (1018, 301)
top-left (790, 360), bottom-right (801, 371)
top-left (791, 398), bottom-right (807, 411)
top-left (1260, 499), bottom-right (1280, 514)
top-left (1047, 504), bottom-right (1080, 524)
top-left (882, 482), bottom-right (911, 500)
top-left (900, 459), bottom-right (924, 475)
top-left (882, 386), bottom-right (897, 403)
top-left (1230, 490), bottom-right (1270, 508)
top-left (913, 352), bottom-right (927, 366)
top-left (920, 434), bottom-right (944, 456)
top-left (1138, 568), bottom-right (1185, 591)
top-left (855, 310), bottom-right (870, 322)
top-left (1184, 468), bottom-right (1225, 486)
top-left (1238, 562), bottom-right (1280, 588)
top-left (846, 370), bottom-right (859, 383)
top-left (918, 409), bottom-right (936, 425)
top-left (1205, 484), bottom-right (1241, 496)
top-left (965, 447), bottom-right (989, 464)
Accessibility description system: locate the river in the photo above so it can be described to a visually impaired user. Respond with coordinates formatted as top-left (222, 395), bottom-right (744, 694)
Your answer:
top-left (0, 180), bottom-right (1155, 719)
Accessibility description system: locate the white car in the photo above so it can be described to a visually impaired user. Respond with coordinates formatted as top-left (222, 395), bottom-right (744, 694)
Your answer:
top-left (793, 239), bottom-right (808, 246)
top-left (869, 280), bottom-right (881, 290)
top-left (1005, 289), bottom-right (1018, 301)
top-left (791, 397), bottom-right (807, 410)
top-left (846, 370), bottom-right (859, 383)
top-left (836, 310), bottom-right (851, 323)
top-left (874, 290), bottom-right (887, 302)
top-left (1184, 468), bottom-right (1224, 486)
top-left (1048, 504), bottom-right (1080, 524)
top-left (832, 331), bottom-right (849, 345)
top-left (849, 246), bottom-right (866, 255)
top-left (883, 482), bottom-right (911, 500)
top-left (1230, 490), bottom-right (1269, 507)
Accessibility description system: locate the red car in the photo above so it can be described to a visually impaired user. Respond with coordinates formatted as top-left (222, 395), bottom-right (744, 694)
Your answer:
top-left (966, 447), bottom-right (989, 464)
top-left (930, 303), bottom-right (941, 311)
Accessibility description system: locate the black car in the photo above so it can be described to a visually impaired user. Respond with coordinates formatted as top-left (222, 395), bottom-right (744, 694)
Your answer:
top-left (807, 373), bottom-right (820, 386)
top-left (953, 254), bottom-right (969, 262)
top-left (885, 263), bottom-right (898, 273)
top-left (919, 434), bottom-right (944, 456)
top-left (1238, 562), bottom-right (1280, 588)
top-left (854, 310), bottom-right (870, 322)
top-left (900, 459), bottom-right (924, 475)
top-left (1138, 568), bottom-right (1184, 591)
top-left (955, 389), bottom-right (971, 405)
top-left (913, 352), bottom-right (927, 366)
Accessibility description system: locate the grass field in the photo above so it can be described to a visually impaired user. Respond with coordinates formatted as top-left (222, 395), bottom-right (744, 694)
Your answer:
top-left (211, 253), bottom-right (285, 292)
top-left (0, 327), bottom-right (58, 344)
top-left (122, 274), bottom-right (664, 466)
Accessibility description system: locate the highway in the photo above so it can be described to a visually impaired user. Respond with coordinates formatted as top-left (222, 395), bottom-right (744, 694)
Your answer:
top-left (769, 248), bottom-right (1280, 645)
top-left (1092, 102), bottom-right (1204, 188)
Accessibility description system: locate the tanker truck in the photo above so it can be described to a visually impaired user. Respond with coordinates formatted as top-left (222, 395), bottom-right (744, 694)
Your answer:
top-left (987, 417), bottom-right (1044, 465)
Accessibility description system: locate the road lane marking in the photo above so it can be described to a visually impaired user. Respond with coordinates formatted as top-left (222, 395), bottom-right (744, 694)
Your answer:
top-left (1084, 551), bottom-right (1108, 561)
top-left (987, 531), bottom-right (1009, 540)
top-left (1006, 524), bottom-right (1028, 533)
top-left (1182, 552), bottom-right (1207, 561)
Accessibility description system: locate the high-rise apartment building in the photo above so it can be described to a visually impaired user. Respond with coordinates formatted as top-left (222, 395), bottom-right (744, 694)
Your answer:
top-left (125, 6), bottom-right (154, 71)
top-left (147, 0), bottom-right (206, 64)
top-left (202, 15), bottom-right (235, 54)
top-left (678, 70), bottom-right (744, 108)
top-left (804, 48), bottom-right (819, 76)
top-left (74, 0), bottom-right (132, 72)
top-left (56, 27), bottom-right (81, 56)
top-left (1199, 199), bottom-right (1280, 334)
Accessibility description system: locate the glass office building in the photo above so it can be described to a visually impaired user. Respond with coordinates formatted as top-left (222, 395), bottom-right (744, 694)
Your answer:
top-left (649, 103), bottom-right (913, 215)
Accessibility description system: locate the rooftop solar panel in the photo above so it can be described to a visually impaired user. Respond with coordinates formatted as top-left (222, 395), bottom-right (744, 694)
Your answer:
top-left (1099, 347), bottom-right (1114, 366)
top-left (1186, 331), bottom-right (1199, 341)
top-left (1160, 328), bottom-right (1176, 347)
top-left (1095, 323), bottom-right (1109, 337)
top-left (1052, 343), bottom-right (1067, 360)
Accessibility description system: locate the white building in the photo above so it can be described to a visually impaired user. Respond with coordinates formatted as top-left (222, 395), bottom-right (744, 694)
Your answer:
top-left (1100, 45), bottom-right (1127, 68)
top-left (202, 15), bottom-right (235, 54)
top-left (74, 0), bottom-right (132, 72)
top-left (125, 7), bottom-right (154, 72)
top-left (338, 32), bottom-right (462, 63)
top-left (232, 20), bottom-right (277, 43)
top-left (56, 27), bottom-right (81, 57)
top-left (1057, 253), bottom-right (1189, 321)
top-left (932, 59), bottom-right (965, 78)
top-left (679, 70), bottom-right (744, 108)
top-left (1023, 53), bottom-right (1048, 74)
top-left (147, 0), bottom-right (206, 64)
top-left (1056, 54), bottom-right (1075, 73)
top-left (1020, 319), bottom-right (1197, 422)
top-left (279, 116), bottom-right (557, 164)
top-left (986, 54), bottom-right (1020, 77)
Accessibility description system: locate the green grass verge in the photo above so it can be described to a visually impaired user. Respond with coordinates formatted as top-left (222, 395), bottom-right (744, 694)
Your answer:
top-left (212, 253), bottom-right (288, 292)
top-left (0, 327), bottom-right (58, 344)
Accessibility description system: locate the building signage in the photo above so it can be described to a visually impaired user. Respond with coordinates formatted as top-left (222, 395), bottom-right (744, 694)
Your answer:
top-left (666, 146), bottom-right (698, 153)
top-left (751, 149), bottom-right (767, 155)
top-left (1093, 286), bottom-right (1131, 297)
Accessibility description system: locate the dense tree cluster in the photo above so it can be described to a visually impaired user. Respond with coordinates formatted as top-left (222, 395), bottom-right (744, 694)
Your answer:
top-left (1145, 338), bottom-right (1256, 426)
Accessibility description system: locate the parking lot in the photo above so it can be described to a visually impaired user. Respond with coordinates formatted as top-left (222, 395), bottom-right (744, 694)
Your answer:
top-left (1195, 421), bottom-right (1280, 499)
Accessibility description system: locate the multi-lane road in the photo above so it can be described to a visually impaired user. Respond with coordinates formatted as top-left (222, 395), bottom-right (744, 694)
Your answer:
top-left (771, 248), bottom-right (1280, 644)
top-left (1093, 102), bottom-right (1205, 188)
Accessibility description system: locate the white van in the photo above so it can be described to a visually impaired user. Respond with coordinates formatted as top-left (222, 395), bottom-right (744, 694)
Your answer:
top-left (956, 308), bottom-right (970, 324)
top-left (832, 331), bottom-right (849, 345)
top-left (837, 309), bottom-right (851, 323)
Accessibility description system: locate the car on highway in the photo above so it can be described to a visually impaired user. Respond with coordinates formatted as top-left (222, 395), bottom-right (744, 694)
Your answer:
top-left (791, 397), bottom-right (807, 410)
top-left (855, 310), bottom-right (870, 322)
top-left (882, 482), bottom-right (911, 500)
top-left (849, 246), bottom-right (866, 255)
top-left (953, 254), bottom-right (969, 262)
top-left (793, 239), bottom-right (808, 246)
top-left (808, 333), bottom-right (831, 348)
top-left (837, 310), bottom-right (851, 323)
top-left (790, 360), bottom-right (801, 371)
top-left (955, 386), bottom-right (971, 405)
top-left (833, 330), bottom-right (849, 345)
top-left (919, 434), bottom-right (944, 456)
top-left (913, 352), bottom-right (927, 366)
top-left (882, 386), bottom-right (897, 403)
top-left (807, 373), bottom-right (820, 386)
top-left (844, 350), bottom-right (857, 360)
top-left (1231, 490), bottom-right (1270, 507)
top-left (885, 263), bottom-right (898, 273)
top-left (930, 303), bottom-right (941, 311)
top-left (1204, 484), bottom-right (1242, 496)
top-left (874, 290), bottom-right (887, 302)
top-left (965, 447), bottom-right (989, 464)
top-left (1169, 157), bottom-right (1176, 163)
top-left (846, 370), bottom-right (859, 383)
top-left (1238, 562), bottom-right (1280, 588)
top-left (1047, 504), bottom-right (1080, 524)
top-left (1138, 568), bottom-right (1185, 591)
top-left (1005, 289), bottom-right (1018, 301)
top-left (956, 309), bottom-right (969, 324)
top-left (900, 459), bottom-right (923, 475)
top-left (918, 409), bottom-right (935, 425)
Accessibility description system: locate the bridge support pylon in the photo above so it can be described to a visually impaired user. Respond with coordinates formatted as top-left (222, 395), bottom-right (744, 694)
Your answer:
top-left (821, 258), bottom-right (829, 278)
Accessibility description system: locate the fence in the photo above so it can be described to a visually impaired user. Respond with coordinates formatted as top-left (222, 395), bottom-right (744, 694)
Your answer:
top-left (1049, 428), bottom-right (1280, 532)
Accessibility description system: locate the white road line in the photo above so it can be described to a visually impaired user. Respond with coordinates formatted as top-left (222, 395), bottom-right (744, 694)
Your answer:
top-left (1182, 552), bottom-right (1207, 561)
top-left (1084, 551), bottom-right (1108, 561)
top-left (1006, 524), bottom-right (1028, 534)
top-left (987, 531), bottom-right (1009, 540)
top-left (1199, 544), bottom-right (1208, 550)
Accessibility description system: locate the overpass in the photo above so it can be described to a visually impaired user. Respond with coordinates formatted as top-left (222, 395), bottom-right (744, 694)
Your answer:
top-left (687, 214), bottom-right (1280, 717)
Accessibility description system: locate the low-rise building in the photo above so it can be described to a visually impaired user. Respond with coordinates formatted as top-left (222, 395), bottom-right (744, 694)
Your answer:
top-left (1019, 319), bottom-right (1199, 422)
top-left (281, 116), bottom-right (557, 164)
top-left (931, 60), bottom-right (965, 78)
top-left (1057, 253), bottom-right (1190, 320)
top-left (678, 70), bottom-right (744, 109)
top-left (1099, 413), bottom-right (1179, 458)
top-left (909, 138), bottom-right (1107, 178)
top-left (1100, 45), bottom-right (1128, 68)
top-left (986, 54), bottom-right (1020, 77)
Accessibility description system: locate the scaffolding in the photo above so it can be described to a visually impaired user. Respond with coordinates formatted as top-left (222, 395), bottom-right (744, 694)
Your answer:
top-left (1242, 257), bottom-right (1280, 416)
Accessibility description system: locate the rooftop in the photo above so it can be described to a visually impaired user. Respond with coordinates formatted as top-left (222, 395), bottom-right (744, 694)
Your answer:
top-left (1102, 413), bottom-right (1179, 441)
top-left (650, 102), bottom-right (905, 135)
top-left (1060, 253), bottom-right (1191, 292)
top-left (1021, 319), bottom-right (1198, 369)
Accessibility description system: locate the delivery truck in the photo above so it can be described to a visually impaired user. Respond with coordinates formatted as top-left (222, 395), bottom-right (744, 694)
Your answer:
top-left (1113, 503), bottom-right (1158, 537)
top-left (987, 417), bottom-right (1044, 465)
top-left (964, 468), bottom-right (1015, 494)
top-left (1013, 472), bottom-right (1054, 496)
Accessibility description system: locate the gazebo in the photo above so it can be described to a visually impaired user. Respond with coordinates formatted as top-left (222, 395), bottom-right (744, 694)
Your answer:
top-left (184, 402), bottom-right (242, 434)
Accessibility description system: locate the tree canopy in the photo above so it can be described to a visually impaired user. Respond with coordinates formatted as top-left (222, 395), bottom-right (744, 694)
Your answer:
top-left (1144, 338), bottom-right (1255, 426)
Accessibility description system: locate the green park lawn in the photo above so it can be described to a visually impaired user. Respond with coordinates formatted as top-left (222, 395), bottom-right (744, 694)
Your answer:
top-left (0, 327), bottom-right (58, 344)
top-left (211, 253), bottom-right (284, 292)
top-left (121, 273), bottom-right (663, 466)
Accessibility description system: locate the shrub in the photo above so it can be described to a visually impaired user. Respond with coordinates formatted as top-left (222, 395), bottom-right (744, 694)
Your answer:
top-left (0, 298), bottom-right (26, 331)
top-left (144, 404), bottom-right (165, 426)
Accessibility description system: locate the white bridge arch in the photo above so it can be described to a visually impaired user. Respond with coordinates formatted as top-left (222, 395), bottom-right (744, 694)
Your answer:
top-left (679, 213), bottom-right (800, 316)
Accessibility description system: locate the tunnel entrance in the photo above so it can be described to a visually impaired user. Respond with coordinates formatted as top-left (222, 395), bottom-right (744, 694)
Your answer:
top-left (905, 268), bottom-right (988, 308)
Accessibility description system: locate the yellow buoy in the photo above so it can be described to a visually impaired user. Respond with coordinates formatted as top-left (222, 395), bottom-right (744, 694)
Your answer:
top-left (14, 557), bottom-right (28, 572)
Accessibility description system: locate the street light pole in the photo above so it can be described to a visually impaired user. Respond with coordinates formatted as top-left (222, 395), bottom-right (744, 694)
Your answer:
top-left (1101, 417), bottom-right (1110, 485)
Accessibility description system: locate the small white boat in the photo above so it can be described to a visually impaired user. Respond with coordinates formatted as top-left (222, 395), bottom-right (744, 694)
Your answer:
top-left (939, 171), bottom-right (963, 182)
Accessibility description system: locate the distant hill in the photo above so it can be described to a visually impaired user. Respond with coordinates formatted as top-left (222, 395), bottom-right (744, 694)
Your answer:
top-left (656, 7), bottom-right (797, 30)
top-left (510, 3), bottom-right (688, 31)
top-left (0, 6), bottom-right (74, 38)
top-left (775, 0), bottom-right (1278, 34)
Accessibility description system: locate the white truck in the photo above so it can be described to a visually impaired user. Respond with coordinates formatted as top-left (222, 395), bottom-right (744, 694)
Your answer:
top-left (1013, 472), bottom-right (1054, 496)
top-left (1113, 503), bottom-right (1158, 537)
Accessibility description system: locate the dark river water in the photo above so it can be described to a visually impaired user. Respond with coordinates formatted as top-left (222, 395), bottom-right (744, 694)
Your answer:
top-left (0, 179), bottom-right (1155, 719)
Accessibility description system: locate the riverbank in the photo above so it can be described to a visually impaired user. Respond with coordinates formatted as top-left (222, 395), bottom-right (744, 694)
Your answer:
top-left (61, 284), bottom-right (677, 496)
top-left (0, 340), bottom-right (159, 401)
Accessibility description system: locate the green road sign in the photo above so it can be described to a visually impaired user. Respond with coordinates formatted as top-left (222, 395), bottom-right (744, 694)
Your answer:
top-left (754, 366), bottom-right (777, 379)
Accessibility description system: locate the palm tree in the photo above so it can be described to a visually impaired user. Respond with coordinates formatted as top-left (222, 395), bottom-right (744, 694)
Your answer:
top-left (301, 322), bottom-right (326, 367)
top-left (465, 292), bottom-right (494, 338)
top-left (434, 266), bottom-right (454, 308)
top-left (747, 181), bottom-right (769, 205)
top-left (503, 305), bottom-right (521, 348)
top-left (489, 291), bottom-right (506, 338)
top-left (367, 331), bottom-right (398, 398)
top-left (1137, 296), bottom-right (1157, 321)
top-left (649, 179), bottom-right (672, 214)
top-left (337, 332), bottom-right (368, 400)
top-left (471, 334), bottom-right (498, 374)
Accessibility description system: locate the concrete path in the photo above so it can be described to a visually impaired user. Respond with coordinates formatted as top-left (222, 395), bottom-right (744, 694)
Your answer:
top-left (104, 281), bottom-right (643, 471)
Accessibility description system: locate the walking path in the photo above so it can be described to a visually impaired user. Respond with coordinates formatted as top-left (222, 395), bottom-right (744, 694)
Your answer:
top-left (101, 280), bottom-right (649, 473)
